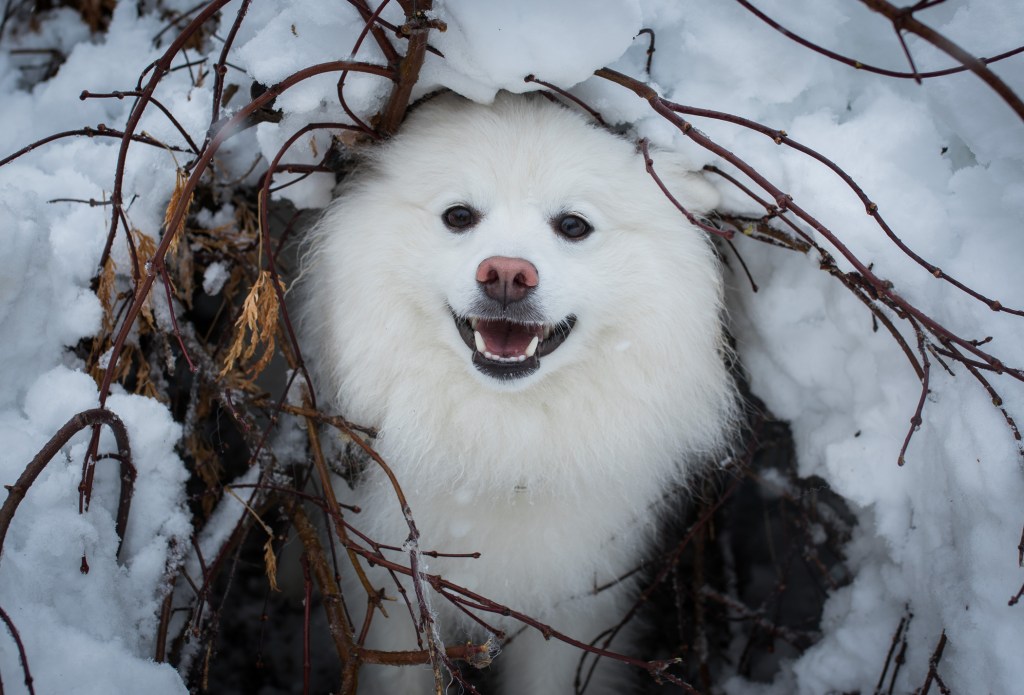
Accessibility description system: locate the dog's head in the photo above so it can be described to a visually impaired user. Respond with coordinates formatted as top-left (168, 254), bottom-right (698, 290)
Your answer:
top-left (302, 93), bottom-right (726, 412)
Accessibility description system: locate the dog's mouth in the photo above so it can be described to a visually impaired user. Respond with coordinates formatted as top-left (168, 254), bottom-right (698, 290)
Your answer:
top-left (452, 311), bottom-right (577, 380)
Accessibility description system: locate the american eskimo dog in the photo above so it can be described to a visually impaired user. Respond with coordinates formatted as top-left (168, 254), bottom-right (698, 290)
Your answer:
top-left (300, 93), bottom-right (736, 694)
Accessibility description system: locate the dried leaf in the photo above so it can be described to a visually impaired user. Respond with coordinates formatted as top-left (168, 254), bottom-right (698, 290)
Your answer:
top-left (221, 83), bottom-right (239, 108)
top-left (164, 168), bottom-right (193, 257)
top-left (170, 229), bottom-right (195, 308)
top-left (130, 228), bottom-right (158, 329)
top-left (263, 537), bottom-right (280, 592)
top-left (97, 256), bottom-right (117, 333)
top-left (224, 486), bottom-right (280, 592)
top-left (220, 270), bottom-right (284, 380)
top-left (133, 227), bottom-right (157, 275)
top-left (134, 349), bottom-right (163, 401)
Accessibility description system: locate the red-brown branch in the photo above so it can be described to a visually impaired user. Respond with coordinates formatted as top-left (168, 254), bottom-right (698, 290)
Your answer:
top-left (736, 0), bottom-right (1024, 81)
top-left (859, 0), bottom-right (1024, 122)
top-left (0, 604), bottom-right (36, 695)
top-left (594, 67), bottom-right (1022, 385)
top-left (0, 408), bottom-right (135, 561)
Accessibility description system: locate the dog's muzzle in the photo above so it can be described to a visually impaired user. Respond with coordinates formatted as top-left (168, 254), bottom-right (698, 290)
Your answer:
top-left (452, 312), bottom-right (576, 380)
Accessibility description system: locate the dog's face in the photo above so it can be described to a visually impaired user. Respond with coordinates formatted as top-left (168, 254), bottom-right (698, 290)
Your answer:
top-left (305, 94), bottom-right (723, 404)
top-left (338, 95), bottom-right (721, 393)
top-left (422, 142), bottom-right (628, 386)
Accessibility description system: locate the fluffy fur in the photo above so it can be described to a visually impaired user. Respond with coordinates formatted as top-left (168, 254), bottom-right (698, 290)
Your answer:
top-left (299, 93), bottom-right (736, 694)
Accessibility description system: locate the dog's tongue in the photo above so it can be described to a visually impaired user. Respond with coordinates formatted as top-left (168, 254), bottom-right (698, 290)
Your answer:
top-left (475, 319), bottom-right (541, 358)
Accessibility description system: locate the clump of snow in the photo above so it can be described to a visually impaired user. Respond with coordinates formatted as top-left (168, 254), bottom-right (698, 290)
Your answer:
top-left (202, 261), bottom-right (230, 296)
top-left (0, 0), bottom-right (1021, 693)
top-left (419, 0), bottom-right (643, 102)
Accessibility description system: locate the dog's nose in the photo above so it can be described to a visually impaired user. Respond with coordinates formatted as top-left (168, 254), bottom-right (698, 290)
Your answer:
top-left (476, 256), bottom-right (538, 307)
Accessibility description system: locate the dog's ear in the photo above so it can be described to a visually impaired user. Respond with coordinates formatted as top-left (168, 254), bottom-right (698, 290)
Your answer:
top-left (645, 150), bottom-right (720, 215)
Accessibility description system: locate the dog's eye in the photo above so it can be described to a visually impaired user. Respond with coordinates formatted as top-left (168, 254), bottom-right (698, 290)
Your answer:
top-left (443, 205), bottom-right (478, 231)
top-left (554, 214), bottom-right (592, 240)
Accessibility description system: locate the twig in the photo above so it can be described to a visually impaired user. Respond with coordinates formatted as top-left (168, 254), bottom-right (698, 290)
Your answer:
top-left (0, 408), bottom-right (135, 561)
top-left (706, 162), bottom-right (927, 382)
top-left (346, 0), bottom-right (402, 66)
top-left (360, 642), bottom-right (494, 667)
top-left (0, 126), bottom-right (189, 169)
top-left (595, 68), bottom-right (1023, 385)
top-left (96, 59), bottom-right (393, 415)
top-left (151, 0), bottom-right (210, 45)
top-left (735, 0), bottom-right (1024, 81)
top-left (159, 267), bottom-right (197, 373)
top-left (524, 74), bottom-right (607, 125)
top-left (639, 139), bottom-right (733, 239)
top-left (376, 2), bottom-right (446, 136)
top-left (207, 0), bottom-right (253, 142)
top-left (255, 122), bottom-right (360, 406)
top-left (887, 619), bottom-right (910, 695)
top-left (99, 0), bottom-right (234, 277)
top-left (875, 612), bottom-right (910, 694)
top-left (917, 630), bottom-right (949, 695)
top-left (288, 504), bottom-right (356, 691)
top-left (250, 398), bottom-right (378, 438)
top-left (898, 326), bottom-right (931, 466)
top-left (47, 197), bottom-right (112, 207)
top-left (0, 604), bottom-right (35, 695)
top-left (81, 90), bottom-right (201, 154)
top-left (666, 99), bottom-right (1024, 318)
top-left (859, 0), bottom-right (1024, 122)
top-left (637, 28), bottom-right (656, 75)
top-left (155, 573), bottom-right (177, 662)
top-left (1018, 525), bottom-right (1023, 567)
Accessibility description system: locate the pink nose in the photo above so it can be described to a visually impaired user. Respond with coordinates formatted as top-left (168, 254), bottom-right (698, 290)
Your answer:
top-left (476, 256), bottom-right (539, 306)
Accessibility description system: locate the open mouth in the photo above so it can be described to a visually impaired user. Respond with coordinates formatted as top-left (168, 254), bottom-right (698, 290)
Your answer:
top-left (452, 311), bottom-right (577, 380)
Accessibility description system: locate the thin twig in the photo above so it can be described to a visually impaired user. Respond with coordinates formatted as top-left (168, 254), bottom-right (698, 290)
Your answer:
top-left (524, 74), bottom-right (607, 125)
top-left (81, 90), bottom-right (201, 154)
top-left (637, 28), bottom-right (656, 75)
top-left (639, 139), bottom-right (733, 239)
top-left (376, 2), bottom-right (445, 137)
top-left (0, 408), bottom-right (135, 561)
top-left (918, 630), bottom-right (949, 695)
top-left (0, 604), bottom-right (35, 695)
top-left (596, 68), bottom-right (1023, 385)
top-left (735, 0), bottom-right (1024, 81)
top-left (859, 0), bottom-right (1024, 122)
top-left (0, 126), bottom-right (189, 169)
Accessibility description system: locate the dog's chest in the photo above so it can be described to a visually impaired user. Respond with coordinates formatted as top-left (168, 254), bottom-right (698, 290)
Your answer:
top-left (352, 469), bottom-right (657, 616)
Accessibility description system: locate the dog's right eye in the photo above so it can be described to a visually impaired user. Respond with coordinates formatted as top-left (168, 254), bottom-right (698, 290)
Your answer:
top-left (554, 213), bottom-right (593, 241)
top-left (443, 205), bottom-right (478, 231)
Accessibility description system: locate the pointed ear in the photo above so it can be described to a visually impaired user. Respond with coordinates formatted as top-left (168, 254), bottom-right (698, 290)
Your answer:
top-left (646, 151), bottom-right (720, 215)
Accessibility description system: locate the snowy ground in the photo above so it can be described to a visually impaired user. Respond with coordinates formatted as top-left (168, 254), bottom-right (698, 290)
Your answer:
top-left (1, 1), bottom-right (1022, 693)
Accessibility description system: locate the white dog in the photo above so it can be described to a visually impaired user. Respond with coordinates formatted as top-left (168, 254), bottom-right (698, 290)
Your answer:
top-left (300, 93), bottom-right (736, 694)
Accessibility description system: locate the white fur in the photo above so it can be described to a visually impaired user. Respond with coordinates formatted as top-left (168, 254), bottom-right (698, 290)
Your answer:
top-left (299, 94), bottom-right (736, 694)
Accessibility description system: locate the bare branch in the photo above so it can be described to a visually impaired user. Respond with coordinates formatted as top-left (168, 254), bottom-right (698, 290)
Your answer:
top-left (858, 0), bottom-right (1024, 122)
top-left (0, 408), bottom-right (135, 561)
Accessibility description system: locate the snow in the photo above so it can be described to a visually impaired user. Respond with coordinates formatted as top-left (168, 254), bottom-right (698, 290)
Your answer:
top-left (420, 0), bottom-right (643, 102)
top-left (1, 0), bottom-right (1022, 693)
top-left (202, 261), bottom-right (230, 296)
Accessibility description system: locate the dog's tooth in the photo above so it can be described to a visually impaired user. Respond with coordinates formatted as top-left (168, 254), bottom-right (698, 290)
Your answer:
top-left (525, 335), bottom-right (539, 358)
top-left (474, 330), bottom-right (486, 353)
top-left (542, 324), bottom-right (552, 340)
top-left (470, 317), bottom-right (479, 330)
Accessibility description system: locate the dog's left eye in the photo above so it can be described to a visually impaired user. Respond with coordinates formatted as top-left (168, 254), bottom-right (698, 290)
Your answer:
top-left (554, 214), bottom-right (592, 240)
top-left (443, 205), bottom-right (478, 231)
